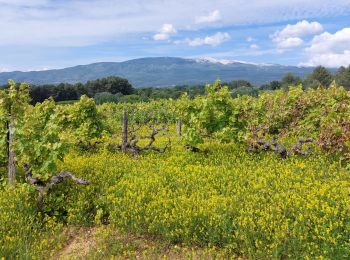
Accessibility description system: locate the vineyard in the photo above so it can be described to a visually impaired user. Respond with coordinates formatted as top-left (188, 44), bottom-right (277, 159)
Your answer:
top-left (1, 80), bottom-right (350, 258)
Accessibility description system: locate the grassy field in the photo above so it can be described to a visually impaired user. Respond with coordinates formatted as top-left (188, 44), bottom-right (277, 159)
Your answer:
top-left (2, 126), bottom-right (349, 258)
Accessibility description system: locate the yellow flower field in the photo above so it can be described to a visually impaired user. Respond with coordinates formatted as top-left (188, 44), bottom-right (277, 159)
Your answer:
top-left (55, 135), bottom-right (350, 258)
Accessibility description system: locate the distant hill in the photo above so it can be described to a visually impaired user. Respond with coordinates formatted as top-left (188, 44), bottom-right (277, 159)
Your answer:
top-left (0, 57), bottom-right (316, 87)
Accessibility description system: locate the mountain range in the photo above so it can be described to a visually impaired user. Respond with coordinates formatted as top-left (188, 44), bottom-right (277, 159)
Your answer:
top-left (0, 57), bottom-right (316, 87)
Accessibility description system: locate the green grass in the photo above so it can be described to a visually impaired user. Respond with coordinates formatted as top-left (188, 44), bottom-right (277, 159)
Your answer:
top-left (1, 129), bottom-right (350, 258)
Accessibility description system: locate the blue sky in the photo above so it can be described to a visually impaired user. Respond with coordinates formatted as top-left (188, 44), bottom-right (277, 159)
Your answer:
top-left (0, 0), bottom-right (350, 71)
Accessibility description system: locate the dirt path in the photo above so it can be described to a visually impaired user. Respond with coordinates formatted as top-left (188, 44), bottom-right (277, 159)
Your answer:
top-left (54, 226), bottom-right (243, 259)
top-left (55, 227), bottom-right (97, 260)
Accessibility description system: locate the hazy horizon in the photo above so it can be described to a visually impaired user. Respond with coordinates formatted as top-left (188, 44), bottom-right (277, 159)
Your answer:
top-left (0, 56), bottom-right (323, 74)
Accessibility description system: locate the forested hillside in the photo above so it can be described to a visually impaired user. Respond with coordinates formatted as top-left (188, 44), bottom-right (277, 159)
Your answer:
top-left (0, 57), bottom-right (317, 87)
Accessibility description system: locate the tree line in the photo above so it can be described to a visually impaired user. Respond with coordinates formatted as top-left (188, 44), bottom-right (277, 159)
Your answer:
top-left (1, 65), bottom-right (349, 104)
top-left (0, 76), bottom-right (134, 104)
top-left (261, 65), bottom-right (350, 90)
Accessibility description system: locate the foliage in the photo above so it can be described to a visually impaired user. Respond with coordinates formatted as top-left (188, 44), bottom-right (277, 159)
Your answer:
top-left (2, 80), bottom-right (31, 118)
top-left (86, 76), bottom-right (134, 95)
top-left (176, 80), bottom-right (237, 145)
top-left (176, 81), bottom-right (350, 158)
top-left (94, 91), bottom-right (121, 104)
top-left (16, 98), bottom-right (67, 181)
top-left (0, 96), bottom-right (7, 166)
top-left (0, 80), bottom-right (31, 167)
top-left (231, 86), bottom-right (258, 98)
top-left (336, 65), bottom-right (350, 90)
top-left (57, 95), bottom-right (104, 146)
top-left (311, 66), bottom-right (333, 87)
top-left (260, 80), bottom-right (282, 91)
top-left (0, 86), bottom-right (102, 181)
top-left (223, 79), bottom-right (254, 89)
top-left (29, 76), bottom-right (133, 104)
top-left (135, 85), bottom-right (206, 100)
top-left (244, 84), bottom-right (350, 158)
top-left (98, 99), bottom-right (177, 134)
top-left (281, 72), bottom-right (302, 87)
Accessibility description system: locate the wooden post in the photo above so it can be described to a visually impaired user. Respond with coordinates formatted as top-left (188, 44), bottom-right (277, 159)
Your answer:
top-left (7, 117), bottom-right (16, 186)
top-left (121, 109), bottom-right (128, 152)
top-left (176, 120), bottom-right (182, 137)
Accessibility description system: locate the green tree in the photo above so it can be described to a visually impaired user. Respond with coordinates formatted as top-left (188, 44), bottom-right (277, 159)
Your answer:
top-left (270, 80), bottom-right (282, 90)
top-left (225, 80), bottom-right (253, 89)
top-left (86, 76), bottom-right (134, 95)
top-left (260, 81), bottom-right (282, 91)
top-left (281, 73), bottom-right (302, 87)
top-left (231, 86), bottom-right (258, 98)
top-left (308, 66), bottom-right (333, 87)
top-left (94, 92), bottom-right (120, 104)
top-left (335, 66), bottom-right (350, 89)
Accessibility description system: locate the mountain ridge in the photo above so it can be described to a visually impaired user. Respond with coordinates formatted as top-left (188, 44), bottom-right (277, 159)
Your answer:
top-left (0, 57), bottom-right (315, 87)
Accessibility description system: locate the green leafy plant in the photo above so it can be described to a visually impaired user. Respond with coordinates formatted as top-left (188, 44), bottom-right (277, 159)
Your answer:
top-left (17, 98), bottom-right (66, 181)
top-left (177, 80), bottom-right (246, 146)
top-left (0, 80), bottom-right (30, 184)
top-left (57, 95), bottom-right (104, 149)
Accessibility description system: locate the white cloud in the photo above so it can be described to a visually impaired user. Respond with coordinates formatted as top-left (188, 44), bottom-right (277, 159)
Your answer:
top-left (195, 10), bottom-right (221, 24)
top-left (0, 1), bottom-right (349, 47)
top-left (246, 37), bottom-right (256, 42)
top-left (272, 20), bottom-right (323, 49)
top-left (275, 20), bottom-right (323, 39)
top-left (277, 37), bottom-right (304, 48)
top-left (299, 52), bottom-right (350, 67)
top-left (300, 28), bottom-right (350, 67)
top-left (250, 44), bottom-right (260, 50)
top-left (186, 32), bottom-right (230, 46)
top-left (153, 23), bottom-right (177, 41)
top-left (306, 28), bottom-right (350, 54)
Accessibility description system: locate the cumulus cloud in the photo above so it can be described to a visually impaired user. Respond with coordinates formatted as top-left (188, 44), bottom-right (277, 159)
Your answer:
top-left (153, 24), bottom-right (177, 40)
top-left (250, 44), bottom-right (260, 50)
top-left (299, 52), bottom-right (350, 67)
top-left (277, 37), bottom-right (304, 48)
top-left (299, 28), bottom-right (350, 67)
top-left (275, 20), bottom-right (323, 39)
top-left (306, 28), bottom-right (350, 54)
top-left (272, 20), bottom-right (323, 48)
top-left (195, 10), bottom-right (221, 24)
top-left (186, 32), bottom-right (230, 46)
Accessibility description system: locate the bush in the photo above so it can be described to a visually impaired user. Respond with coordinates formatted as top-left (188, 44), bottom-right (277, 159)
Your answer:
top-left (94, 92), bottom-right (120, 104)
